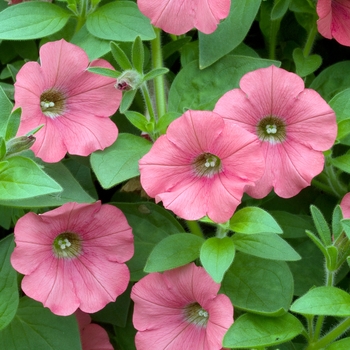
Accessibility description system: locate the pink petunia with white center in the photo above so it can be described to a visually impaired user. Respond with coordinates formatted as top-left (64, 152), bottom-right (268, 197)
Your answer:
top-left (214, 65), bottom-right (337, 199)
top-left (14, 39), bottom-right (121, 163)
top-left (139, 110), bottom-right (265, 223)
top-left (131, 263), bottom-right (233, 350)
top-left (317, 0), bottom-right (350, 46)
top-left (11, 201), bottom-right (134, 316)
top-left (137, 0), bottom-right (231, 35)
top-left (75, 309), bottom-right (114, 350)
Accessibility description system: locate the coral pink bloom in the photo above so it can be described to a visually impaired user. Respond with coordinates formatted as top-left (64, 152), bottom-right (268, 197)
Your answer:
top-left (75, 309), bottom-right (113, 350)
top-left (137, 0), bottom-right (231, 35)
top-left (139, 110), bottom-right (265, 223)
top-left (340, 193), bottom-right (350, 218)
top-left (14, 39), bottom-right (121, 163)
top-left (317, 0), bottom-right (350, 46)
top-left (131, 263), bottom-right (233, 350)
top-left (214, 65), bottom-right (337, 199)
top-left (11, 201), bottom-right (134, 316)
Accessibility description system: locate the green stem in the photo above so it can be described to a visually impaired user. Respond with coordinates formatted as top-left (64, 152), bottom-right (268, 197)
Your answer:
top-left (306, 315), bottom-right (314, 340)
top-left (307, 317), bottom-right (350, 350)
top-left (140, 83), bottom-right (156, 123)
top-left (186, 220), bottom-right (204, 238)
top-left (150, 27), bottom-right (167, 119)
top-left (303, 20), bottom-right (318, 57)
top-left (269, 18), bottom-right (281, 60)
top-left (75, 0), bottom-right (88, 32)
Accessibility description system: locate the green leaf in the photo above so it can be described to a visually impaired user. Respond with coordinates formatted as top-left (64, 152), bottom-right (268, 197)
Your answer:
top-left (0, 297), bottom-right (81, 350)
top-left (331, 152), bottom-right (350, 173)
top-left (132, 36), bottom-right (144, 73)
top-left (271, 0), bottom-right (291, 20)
top-left (230, 207), bottom-right (283, 234)
top-left (221, 253), bottom-right (294, 315)
top-left (332, 205), bottom-right (344, 240)
top-left (310, 205), bottom-right (332, 246)
top-left (0, 235), bottom-right (18, 331)
top-left (156, 112), bottom-right (181, 135)
top-left (293, 48), bottom-right (322, 77)
top-left (305, 229), bottom-right (328, 258)
top-left (310, 61), bottom-right (350, 102)
top-left (0, 160), bottom-right (95, 207)
top-left (0, 85), bottom-right (13, 138)
top-left (223, 312), bottom-right (304, 348)
top-left (0, 138), bottom-right (5, 161)
top-left (124, 111), bottom-right (149, 132)
top-left (110, 42), bottom-right (133, 71)
top-left (232, 232), bottom-right (301, 261)
top-left (341, 219), bottom-right (350, 240)
top-left (200, 237), bottom-right (235, 283)
top-left (270, 211), bottom-right (313, 239)
top-left (87, 67), bottom-right (121, 79)
top-left (91, 133), bottom-right (152, 189)
top-left (145, 233), bottom-right (204, 273)
top-left (327, 337), bottom-right (350, 350)
top-left (291, 286), bottom-right (350, 316)
top-left (87, 2), bottom-right (155, 42)
top-left (168, 55), bottom-right (280, 113)
top-left (113, 202), bottom-right (184, 281)
top-left (0, 156), bottom-right (61, 200)
top-left (143, 68), bottom-right (169, 82)
top-left (163, 36), bottom-right (191, 60)
top-left (198, 0), bottom-right (262, 68)
top-left (0, 2), bottom-right (71, 40)
top-left (120, 90), bottom-right (138, 114)
top-left (5, 108), bottom-right (21, 141)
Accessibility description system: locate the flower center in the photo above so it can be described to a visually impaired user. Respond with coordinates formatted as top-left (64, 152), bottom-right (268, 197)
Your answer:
top-left (52, 232), bottom-right (82, 259)
top-left (257, 116), bottom-right (286, 143)
top-left (40, 89), bottom-right (66, 118)
top-left (183, 302), bottom-right (209, 328)
top-left (192, 153), bottom-right (222, 178)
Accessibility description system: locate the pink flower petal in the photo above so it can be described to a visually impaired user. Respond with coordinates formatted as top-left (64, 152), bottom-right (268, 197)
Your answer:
top-left (340, 193), bottom-right (350, 218)
top-left (137, 0), bottom-right (231, 35)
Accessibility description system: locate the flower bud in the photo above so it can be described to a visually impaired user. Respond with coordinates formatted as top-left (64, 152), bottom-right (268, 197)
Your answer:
top-left (115, 70), bottom-right (142, 91)
top-left (6, 135), bottom-right (35, 157)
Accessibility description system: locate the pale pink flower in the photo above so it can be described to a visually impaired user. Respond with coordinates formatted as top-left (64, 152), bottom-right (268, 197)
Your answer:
top-left (340, 193), bottom-right (350, 218)
top-left (317, 0), bottom-right (350, 46)
top-left (75, 309), bottom-right (113, 350)
top-left (131, 263), bottom-right (233, 350)
top-left (11, 201), bottom-right (134, 316)
top-left (137, 0), bottom-right (231, 35)
top-left (14, 39), bottom-right (121, 163)
top-left (139, 110), bottom-right (265, 223)
top-left (214, 65), bottom-right (337, 199)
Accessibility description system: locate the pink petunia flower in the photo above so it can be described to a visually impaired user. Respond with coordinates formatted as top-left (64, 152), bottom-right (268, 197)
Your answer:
top-left (75, 309), bottom-right (114, 350)
top-left (317, 0), bottom-right (350, 46)
top-left (14, 39), bottom-right (121, 163)
top-left (139, 110), bottom-right (265, 223)
top-left (11, 201), bottom-right (134, 316)
top-left (340, 193), bottom-right (350, 218)
top-left (137, 0), bottom-right (231, 35)
top-left (131, 263), bottom-right (233, 350)
top-left (214, 65), bottom-right (337, 199)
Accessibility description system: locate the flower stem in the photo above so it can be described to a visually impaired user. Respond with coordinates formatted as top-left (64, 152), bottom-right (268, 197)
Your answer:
top-left (75, 0), bottom-right (88, 32)
top-left (303, 20), bottom-right (318, 57)
top-left (140, 83), bottom-right (156, 123)
top-left (150, 27), bottom-right (167, 119)
top-left (269, 18), bottom-right (281, 60)
top-left (186, 220), bottom-right (204, 238)
top-left (306, 317), bottom-right (350, 350)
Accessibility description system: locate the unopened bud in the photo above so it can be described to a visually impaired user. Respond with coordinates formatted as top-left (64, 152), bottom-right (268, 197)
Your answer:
top-left (6, 135), bottom-right (35, 157)
top-left (115, 70), bottom-right (142, 91)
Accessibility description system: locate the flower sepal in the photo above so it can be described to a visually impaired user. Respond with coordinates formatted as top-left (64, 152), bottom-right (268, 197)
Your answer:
top-left (5, 135), bottom-right (35, 158)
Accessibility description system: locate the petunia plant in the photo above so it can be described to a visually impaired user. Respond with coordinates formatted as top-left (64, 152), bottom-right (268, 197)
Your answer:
top-left (1, 0), bottom-right (350, 349)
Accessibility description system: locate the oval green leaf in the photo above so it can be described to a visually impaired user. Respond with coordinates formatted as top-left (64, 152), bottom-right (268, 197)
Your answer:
top-left (223, 312), bottom-right (304, 348)
top-left (145, 233), bottom-right (204, 273)
top-left (87, 2), bottom-right (155, 42)
top-left (200, 237), bottom-right (235, 283)
top-left (90, 133), bottom-right (152, 189)
top-left (221, 253), bottom-right (294, 315)
top-left (291, 286), bottom-right (350, 316)
top-left (230, 207), bottom-right (283, 234)
top-left (0, 235), bottom-right (18, 331)
top-left (0, 2), bottom-right (71, 40)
